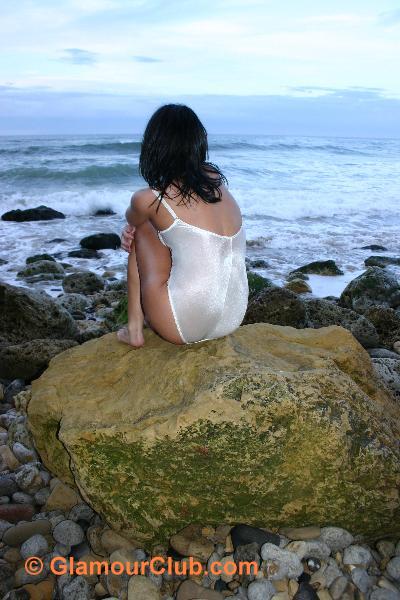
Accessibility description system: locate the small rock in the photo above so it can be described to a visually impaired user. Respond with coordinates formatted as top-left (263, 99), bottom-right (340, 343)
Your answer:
top-left (14, 464), bottom-right (42, 493)
top-left (61, 575), bottom-right (91, 599)
top-left (3, 519), bottom-right (51, 546)
top-left (170, 524), bottom-right (214, 561)
top-left (293, 581), bottom-right (319, 599)
top-left (394, 341), bottom-right (400, 355)
top-left (285, 540), bottom-right (331, 561)
top-left (53, 519), bottom-right (85, 546)
top-left (376, 541), bottom-right (396, 559)
top-left (370, 589), bottom-right (400, 599)
top-left (319, 527), bottom-right (354, 552)
top-left (20, 534), bottom-right (49, 559)
top-left (386, 556), bottom-right (400, 581)
top-left (280, 526), bottom-right (321, 541)
top-left (127, 575), bottom-right (160, 599)
top-left (350, 567), bottom-right (375, 593)
top-left (247, 578), bottom-right (276, 600)
top-left (329, 575), bottom-right (349, 599)
top-left (0, 503), bottom-right (35, 523)
top-left (231, 524), bottom-right (280, 550)
top-left (12, 442), bottom-right (37, 464)
top-left (44, 481), bottom-right (80, 512)
top-left (12, 492), bottom-right (34, 504)
top-left (343, 545), bottom-right (373, 567)
top-left (261, 542), bottom-right (303, 580)
top-left (34, 487), bottom-right (51, 505)
top-left (100, 528), bottom-right (137, 554)
top-left (0, 445), bottom-right (20, 470)
top-left (0, 474), bottom-right (18, 496)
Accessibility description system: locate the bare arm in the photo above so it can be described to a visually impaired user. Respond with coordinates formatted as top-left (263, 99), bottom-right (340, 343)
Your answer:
top-left (125, 189), bottom-right (151, 227)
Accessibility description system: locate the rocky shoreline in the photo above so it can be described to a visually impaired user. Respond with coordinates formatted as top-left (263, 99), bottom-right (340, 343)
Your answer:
top-left (1, 206), bottom-right (400, 599)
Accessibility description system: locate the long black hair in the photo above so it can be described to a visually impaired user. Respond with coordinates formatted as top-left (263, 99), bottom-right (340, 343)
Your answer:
top-left (139, 103), bottom-right (228, 211)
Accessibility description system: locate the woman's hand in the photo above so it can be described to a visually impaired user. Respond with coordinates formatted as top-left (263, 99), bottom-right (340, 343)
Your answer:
top-left (121, 224), bottom-right (136, 253)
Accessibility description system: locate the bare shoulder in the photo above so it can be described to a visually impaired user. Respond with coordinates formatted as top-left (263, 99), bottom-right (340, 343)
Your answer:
top-left (130, 187), bottom-right (156, 214)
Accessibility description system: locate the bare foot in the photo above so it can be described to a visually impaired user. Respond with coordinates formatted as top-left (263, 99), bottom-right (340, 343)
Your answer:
top-left (117, 325), bottom-right (145, 348)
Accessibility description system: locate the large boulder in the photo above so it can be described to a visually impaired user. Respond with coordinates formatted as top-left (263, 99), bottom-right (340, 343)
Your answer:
top-left (339, 267), bottom-right (400, 313)
top-left (28, 324), bottom-right (400, 546)
top-left (244, 287), bottom-right (307, 327)
top-left (0, 282), bottom-right (78, 344)
top-left (0, 339), bottom-right (78, 381)
top-left (303, 297), bottom-right (379, 348)
top-left (1, 205), bottom-right (65, 221)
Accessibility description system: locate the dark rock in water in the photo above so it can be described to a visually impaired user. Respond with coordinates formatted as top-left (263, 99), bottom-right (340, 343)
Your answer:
top-left (0, 258), bottom-right (8, 265)
top-left (0, 282), bottom-right (78, 344)
top-left (93, 208), bottom-right (116, 216)
top-left (62, 271), bottom-right (105, 294)
top-left (306, 557), bottom-right (321, 572)
top-left (68, 248), bottom-right (103, 259)
top-left (303, 297), bottom-right (379, 348)
top-left (17, 260), bottom-right (65, 280)
top-left (26, 253), bottom-right (55, 264)
top-left (290, 260), bottom-right (344, 276)
top-left (293, 582), bottom-right (319, 599)
top-left (247, 271), bottom-right (274, 299)
top-left (47, 238), bottom-right (67, 244)
top-left (287, 271), bottom-right (310, 281)
top-left (1, 205), bottom-right (65, 221)
top-left (365, 255), bottom-right (400, 268)
top-left (80, 232), bottom-right (121, 250)
top-left (360, 244), bottom-right (388, 251)
top-left (230, 524), bottom-right (280, 550)
top-left (244, 286), bottom-right (307, 328)
top-left (297, 572), bottom-right (312, 584)
top-left (248, 258), bottom-right (269, 269)
top-left (323, 295), bottom-right (339, 302)
top-left (339, 267), bottom-right (400, 313)
top-left (363, 306), bottom-right (400, 349)
top-left (0, 338), bottom-right (78, 381)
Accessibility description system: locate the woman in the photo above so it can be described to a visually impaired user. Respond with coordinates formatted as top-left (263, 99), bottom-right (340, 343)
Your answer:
top-left (117, 103), bottom-right (248, 348)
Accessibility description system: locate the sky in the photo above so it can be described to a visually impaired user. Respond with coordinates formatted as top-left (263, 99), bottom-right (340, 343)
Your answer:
top-left (1, 0), bottom-right (400, 136)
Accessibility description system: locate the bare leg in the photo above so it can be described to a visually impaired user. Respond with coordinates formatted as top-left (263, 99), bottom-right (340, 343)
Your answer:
top-left (117, 241), bottom-right (145, 348)
top-left (118, 220), bottom-right (185, 347)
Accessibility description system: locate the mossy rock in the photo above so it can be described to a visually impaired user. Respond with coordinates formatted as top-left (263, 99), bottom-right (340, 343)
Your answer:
top-left (28, 324), bottom-right (400, 547)
top-left (290, 260), bottom-right (343, 276)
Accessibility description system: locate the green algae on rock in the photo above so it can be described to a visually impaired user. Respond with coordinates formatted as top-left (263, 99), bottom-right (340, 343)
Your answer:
top-left (27, 324), bottom-right (400, 547)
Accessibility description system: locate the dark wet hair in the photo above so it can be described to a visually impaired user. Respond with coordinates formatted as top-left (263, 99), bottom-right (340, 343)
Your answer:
top-left (139, 103), bottom-right (227, 211)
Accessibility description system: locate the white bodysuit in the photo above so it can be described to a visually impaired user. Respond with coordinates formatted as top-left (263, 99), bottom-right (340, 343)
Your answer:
top-left (152, 189), bottom-right (249, 345)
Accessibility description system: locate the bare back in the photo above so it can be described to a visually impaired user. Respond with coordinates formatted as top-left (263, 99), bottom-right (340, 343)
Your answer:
top-left (147, 183), bottom-right (243, 237)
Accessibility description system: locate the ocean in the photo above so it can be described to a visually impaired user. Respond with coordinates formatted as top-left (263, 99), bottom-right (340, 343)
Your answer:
top-left (0, 134), bottom-right (399, 297)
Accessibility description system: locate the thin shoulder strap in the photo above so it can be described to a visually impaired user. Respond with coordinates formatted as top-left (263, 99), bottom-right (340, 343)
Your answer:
top-left (151, 189), bottom-right (178, 220)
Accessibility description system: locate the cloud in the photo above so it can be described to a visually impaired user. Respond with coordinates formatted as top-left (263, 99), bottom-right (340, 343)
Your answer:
top-left (133, 55), bottom-right (162, 63)
top-left (288, 86), bottom-right (387, 99)
top-left (378, 9), bottom-right (400, 26)
top-left (60, 48), bottom-right (98, 65)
